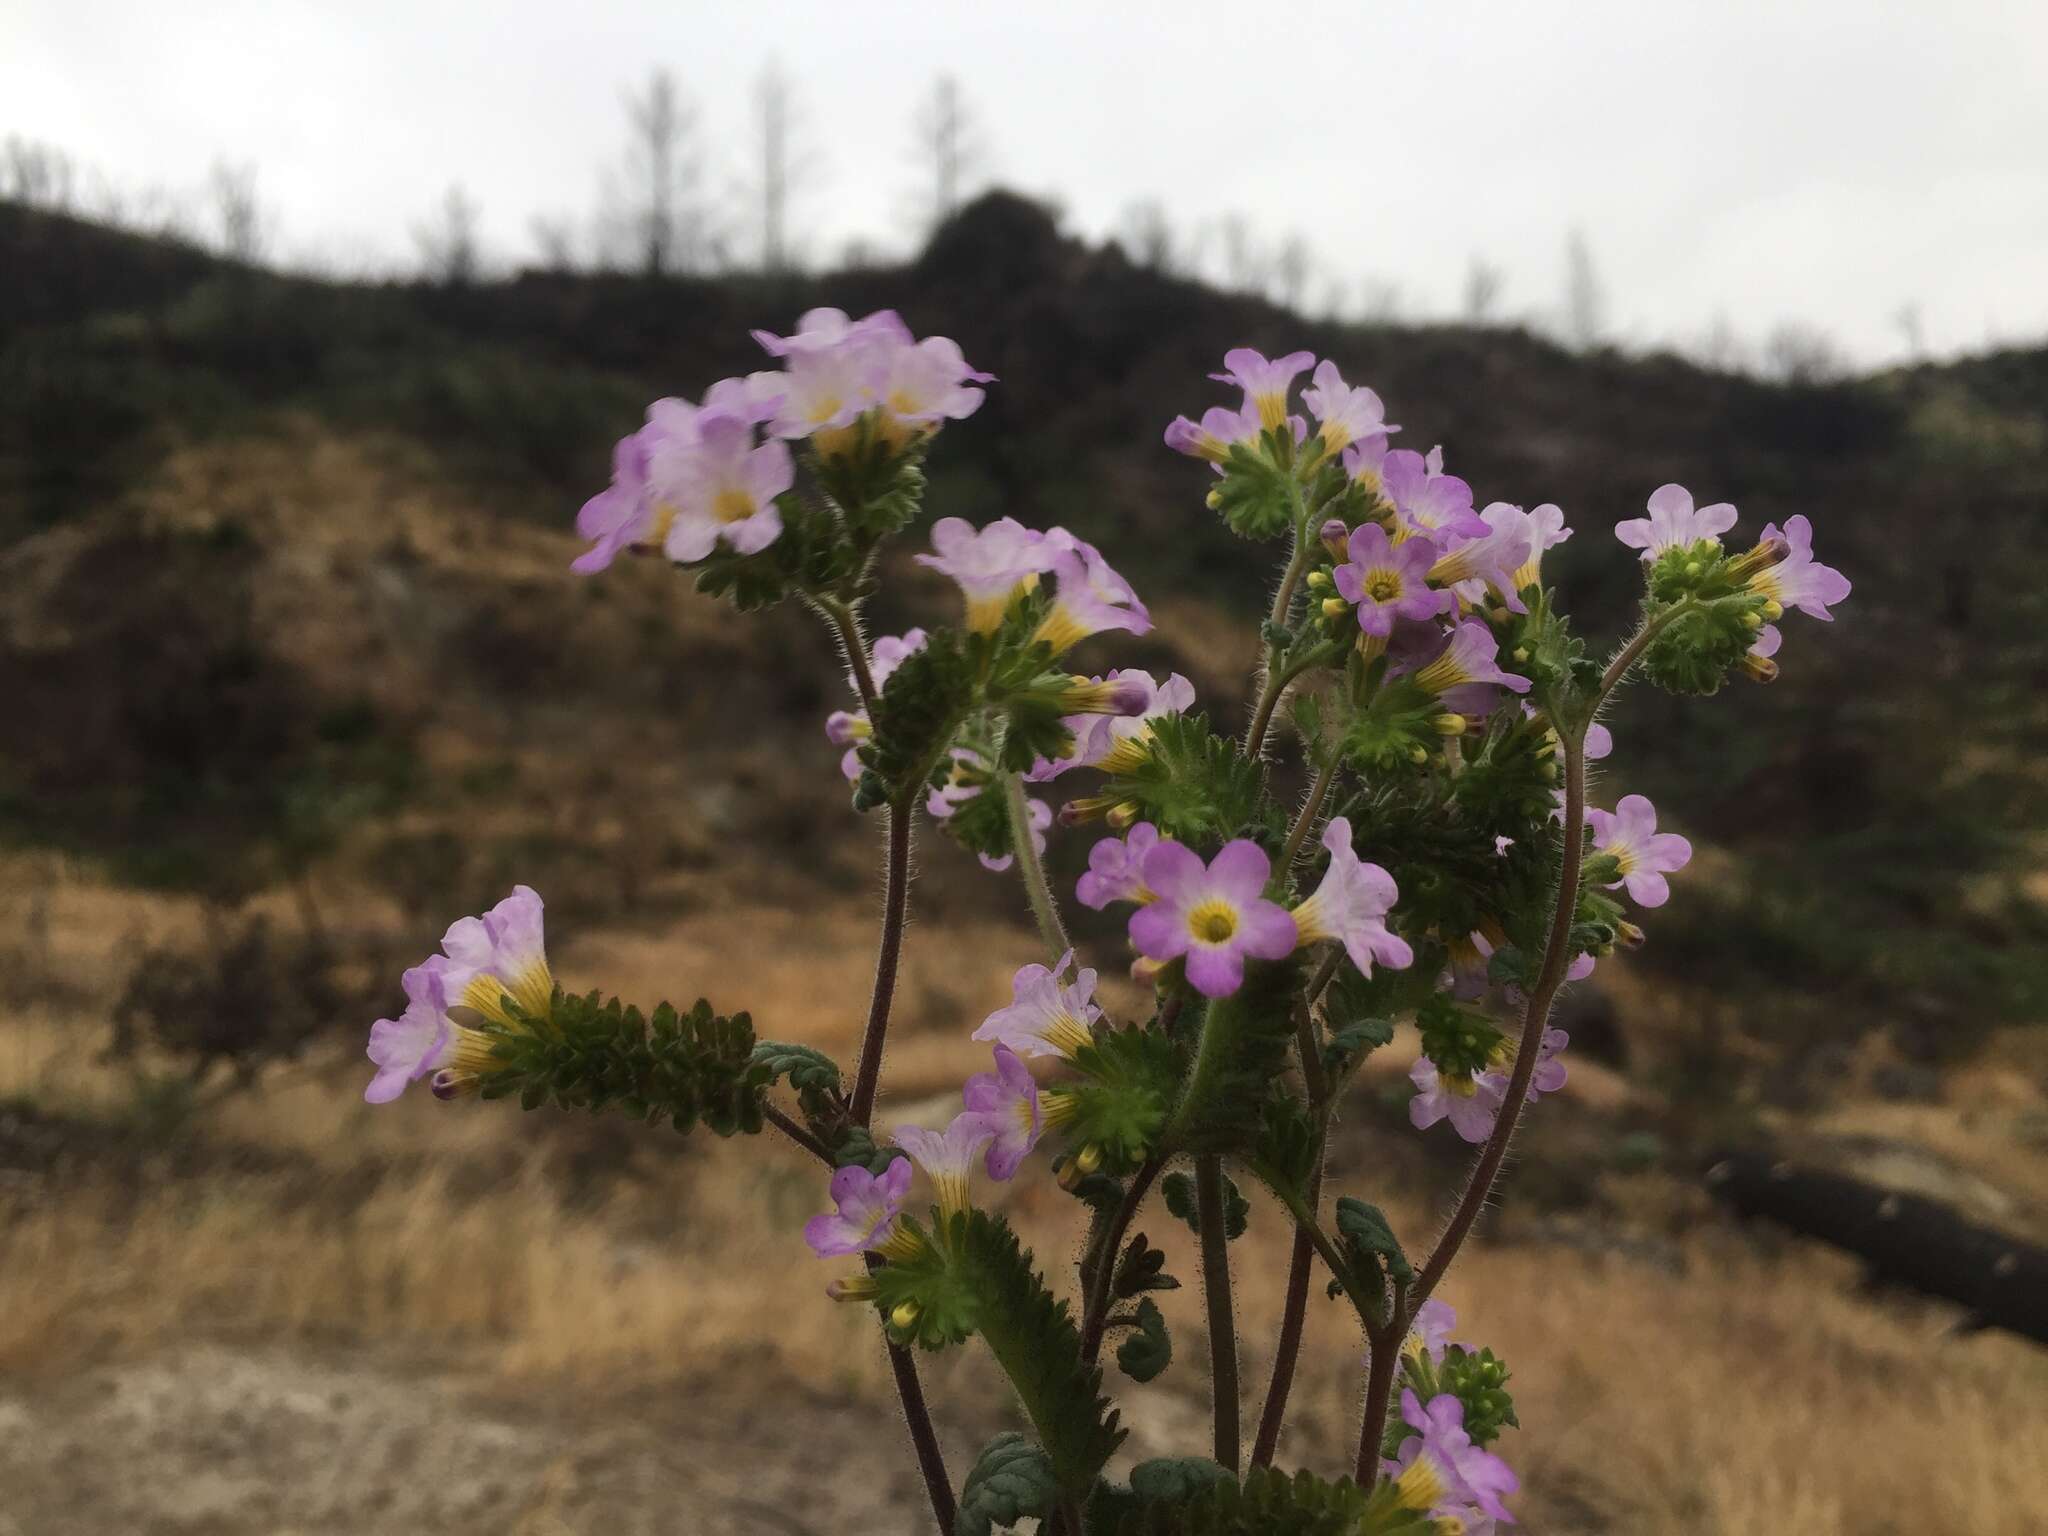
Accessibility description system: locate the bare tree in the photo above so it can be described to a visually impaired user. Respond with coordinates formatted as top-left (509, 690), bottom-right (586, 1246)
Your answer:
top-left (3, 136), bottom-right (78, 210)
top-left (1317, 278), bottom-right (1350, 322)
top-left (528, 213), bottom-right (579, 273)
top-left (1563, 227), bottom-right (1605, 350)
top-left (1463, 255), bottom-right (1505, 321)
top-left (1762, 321), bottom-right (1846, 385)
top-left (1358, 277), bottom-right (1404, 322)
top-left (604, 69), bottom-right (708, 276)
top-left (209, 160), bottom-right (269, 263)
top-left (909, 75), bottom-right (985, 233)
top-left (1217, 213), bottom-right (1266, 293)
top-left (1698, 310), bottom-right (1747, 373)
top-left (1893, 302), bottom-right (1926, 360)
top-left (1270, 233), bottom-right (1313, 312)
top-left (1116, 198), bottom-right (1179, 272)
top-left (746, 60), bottom-right (817, 273)
top-left (413, 184), bottom-right (483, 285)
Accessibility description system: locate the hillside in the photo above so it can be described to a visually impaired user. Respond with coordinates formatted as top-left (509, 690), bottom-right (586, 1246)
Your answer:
top-left (3, 192), bottom-right (2046, 1070)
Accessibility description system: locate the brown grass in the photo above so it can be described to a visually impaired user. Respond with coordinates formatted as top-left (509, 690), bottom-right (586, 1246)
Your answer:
top-left (5, 855), bottom-right (2047, 1533)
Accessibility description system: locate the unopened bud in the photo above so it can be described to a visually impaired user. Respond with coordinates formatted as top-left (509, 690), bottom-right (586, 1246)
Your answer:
top-left (1306, 569), bottom-right (1332, 590)
top-left (1616, 919), bottom-right (1647, 950)
top-left (1206, 488), bottom-right (1223, 510)
top-left (1741, 653), bottom-right (1780, 684)
top-left (1319, 518), bottom-right (1350, 557)
top-left (1539, 760), bottom-right (1559, 782)
top-left (1321, 597), bottom-right (1349, 619)
top-left (1741, 608), bottom-right (1763, 630)
top-left (826, 1274), bottom-right (879, 1303)
top-left (890, 1300), bottom-right (922, 1330)
top-left (1760, 598), bottom-right (1784, 622)
top-left (1409, 745), bottom-right (1429, 765)
top-left (1684, 560), bottom-right (1703, 578)
top-left (1512, 645), bottom-right (1531, 663)
top-left (1074, 1144), bottom-right (1103, 1175)
top-left (1728, 534), bottom-right (1791, 579)
top-left (1105, 800), bottom-right (1141, 830)
top-left (1431, 714), bottom-right (1468, 737)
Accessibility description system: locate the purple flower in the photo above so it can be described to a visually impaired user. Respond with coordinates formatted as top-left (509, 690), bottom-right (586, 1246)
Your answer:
top-left (803, 1157), bottom-right (915, 1258)
top-left (1584, 720), bottom-right (1613, 760)
top-left (1029, 672), bottom-right (1195, 782)
top-left (1129, 839), bottom-right (1298, 999)
top-left (1399, 621), bottom-right (1533, 714)
top-left (1211, 347), bottom-right (1317, 431)
top-left (752, 308), bottom-right (909, 448)
top-left (1750, 514), bottom-right (1850, 620)
top-left (892, 1115), bottom-right (996, 1218)
top-left (1343, 433), bottom-right (1395, 499)
top-left (364, 886), bottom-right (554, 1104)
top-left (959, 1045), bottom-right (1044, 1180)
top-left (1388, 1391), bottom-right (1518, 1523)
top-left (1586, 793), bottom-right (1692, 908)
top-left (917, 516), bottom-right (1054, 632)
top-left (1302, 360), bottom-right (1395, 454)
top-left (1290, 818), bottom-right (1413, 976)
top-left (1407, 1299), bottom-right (1458, 1364)
top-left (1383, 448), bottom-right (1490, 544)
top-left (1076, 822), bottom-right (1162, 909)
top-left (751, 305), bottom-right (912, 359)
top-left (658, 411), bottom-right (793, 562)
top-left (1165, 404), bottom-right (1257, 466)
top-left (1333, 525), bottom-right (1452, 638)
top-left (572, 428), bottom-right (657, 574)
top-left (826, 628), bottom-right (928, 780)
top-left (1512, 503), bottom-right (1572, 590)
top-left (877, 335), bottom-right (994, 448)
top-left (1430, 503), bottom-right (1539, 614)
top-left (1034, 530), bottom-right (1152, 654)
top-left (1409, 1056), bottom-right (1504, 1143)
top-left (975, 794), bottom-right (1051, 873)
top-left (1614, 482), bottom-right (1737, 558)
top-left (972, 949), bottom-right (1103, 1062)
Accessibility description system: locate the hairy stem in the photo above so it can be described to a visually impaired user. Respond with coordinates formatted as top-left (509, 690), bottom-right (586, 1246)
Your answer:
top-left (1080, 1158), bottom-right (1163, 1364)
top-left (884, 1324), bottom-right (958, 1531)
top-left (762, 1101), bottom-right (833, 1163)
top-left (1354, 1323), bottom-right (1401, 1485)
top-left (1001, 771), bottom-right (1072, 960)
top-left (1244, 638), bottom-right (1345, 760)
top-left (811, 593), bottom-right (878, 711)
top-left (848, 801), bottom-right (912, 1129)
top-left (1280, 753), bottom-right (1340, 870)
top-left (1195, 1154), bottom-right (1242, 1473)
top-left (1250, 1222), bottom-right (1316, 1470)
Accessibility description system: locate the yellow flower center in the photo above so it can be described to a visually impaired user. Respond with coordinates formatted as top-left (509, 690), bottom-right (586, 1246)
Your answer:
top-left (1189, 900), bottom-right (1238, 945)
top-left (1365, 569), bottom-right (1402, 602)
top-left (712, 488), bottom-right (756, 524)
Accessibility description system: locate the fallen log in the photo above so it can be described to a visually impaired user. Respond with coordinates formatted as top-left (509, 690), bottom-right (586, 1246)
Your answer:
top-left (1705, 1149), bottom-right (2048, 1347)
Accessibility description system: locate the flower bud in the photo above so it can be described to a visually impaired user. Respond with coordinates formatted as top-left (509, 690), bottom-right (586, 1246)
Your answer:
top-left (1409, 745), bottom-right (1429, 765)
top-left (1306, 569), bottom-right (1332, 590)
top-left (1206, 488), bottom-right (1223, 511)
top-left (1319, 518), bottom-right (1350, 557)
top-left (1321, 597), bottom-right (1349, 619)
top-left (1741, 652), bottom-right (1779, 684)
top-left (1431, 714), bottom-right (1468, 737)
top-left (1104, 800), bottom-right (1142, 830)
top-left (827, 1274), bottom-right (879, 1303)
top-left (890, 1300), bottom-right (922, 1331)
top-left (1759, 598), bottom-right (1785, 622)
top-left (1727, 533), bottom-right (1791, 579)
top-left (1073, 1144), bottom-right (1103, 1175)
top-left (1616, 918), bottom-right (1647, 950)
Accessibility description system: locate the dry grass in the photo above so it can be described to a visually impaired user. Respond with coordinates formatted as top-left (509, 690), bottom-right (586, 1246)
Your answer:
top-left (4, 856), bottom-right (2047, 1533)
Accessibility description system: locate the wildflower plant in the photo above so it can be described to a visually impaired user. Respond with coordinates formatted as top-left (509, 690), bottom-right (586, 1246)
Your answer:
top-left (361, 315), bottom-right (1848, 1533)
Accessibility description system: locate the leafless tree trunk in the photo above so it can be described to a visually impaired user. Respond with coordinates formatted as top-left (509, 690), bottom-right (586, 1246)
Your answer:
top-left (910, 75), bottom-right (983, 234)
top-left (750, 60), bottom-right (816, 273)
top-left (1463, 255), bottom-right (1505, 321)
top-left (610, 68), bottom-right (705, 276)
top-left (1563, 227), bottom-right (1605, 350)
top-left (413, 184), bottom-right (483, 285)
top-left (209, 160), bottom-right (269, 263)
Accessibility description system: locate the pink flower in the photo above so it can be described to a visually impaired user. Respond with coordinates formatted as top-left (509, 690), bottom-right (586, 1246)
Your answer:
top-left (1382, 448), bottom-right (1489, 544)
top-left (1211, 347), bottom-right (1316, 431)
top-left (1407, 1299), bottom-right (1458, 1364)
top-left (1408, 1056), bottom-right (1504, 1143)
top-left (1586, 793), bottom-right (1692, 907)
top-left (1343, 433), bottom-right (1396, 499)
top-left (1302, 360), bottom-right (1395, 454)
top-left (1129, 839), bottom-right (1298, 999)
top-left (1751, 515), bottom-right (1850, 620)
top-left (1614, 482), bottom-right (1737, 558)
top-left (1334, 525), bottom-right (1452, 638)
top-left (916, 516), bottom-right (1055, 632)
top-left (973, 949), bottom-right (1104, 1062)
top-left (1386, 1390), bottom-right (1518, 1523)
top-left (1398, 621), bottom-right (1533, 714)
top-left (572, 428), bottom-right (657, 574)
top-left (1429, 503), bottom-right (1540, 614)
top-left (1033, 530), bottom-right (1152, 654)
top-left (876, 335), bottom-right (994, 446)
top-left (1165, 404), bottom-right (1258, 467)
top-left (1290, 818), bottom-right (1412, 976)
top-left (803, 1157), bottom-right (915, 1258)
top-left (658, 411), bottom-right (793, 562)
top-left (891, 1115), bottom-right (996, 1218)
top-left (1512, 502), bottom-right (1572, 590)
top-left (959, 1045), bottom-right (1044, 1180)
top-left (1028, 672), bottom-right (1195, 782)
top-left (1076, 823), bottom-right (1162, 910)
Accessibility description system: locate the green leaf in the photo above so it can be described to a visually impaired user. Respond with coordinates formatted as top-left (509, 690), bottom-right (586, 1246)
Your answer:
top-left (1112, 1232), bottom-right (1180, 1299)
top-left (1115, 1297), bottom-right (1172, 1383)
top-left (831, 1125), bottom-right (901, 1174)
top-left (1063, 1027), bottom-right (1183, 1171)
top-left (1103, 713), bottom-right (1280, 847)
top-left (1327, 1197), bottom-right (1411, 1322)
top-left (1162, 1169), bottom-right (1250, 1240)
top-left (749, 1040), bottom-right (841, 1094)
top-left (1209, 443), bottom-right (1297, 541)
top-left (1107, 1463), bottom-right (1427, 1535)
top-left (1438, 1344), bottom-right (1519, 1446)
top-left (1244, 1093), bottom-right (1318, 1203)
top-left (1127, 1458), bottom-right (1235, 1506)
top-left (863, 630), bottom-right (977, 799)
top-left (955, 1433), bottom-right (1060, 1536)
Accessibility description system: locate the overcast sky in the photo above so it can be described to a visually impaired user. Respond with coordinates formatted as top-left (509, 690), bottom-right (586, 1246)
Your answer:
top-left (7, 0), bottom-right (2046, 364)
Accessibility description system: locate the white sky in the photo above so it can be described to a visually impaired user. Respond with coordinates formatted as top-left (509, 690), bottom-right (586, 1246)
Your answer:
top-left (6, 0), bottom-right (2046, 364)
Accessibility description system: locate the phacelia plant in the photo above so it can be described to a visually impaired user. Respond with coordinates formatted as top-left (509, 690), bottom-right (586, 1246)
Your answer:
top-left (361, 312), bottom-right (1849, 1534)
